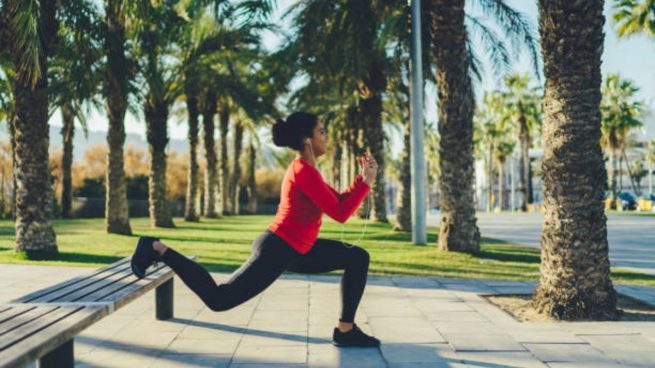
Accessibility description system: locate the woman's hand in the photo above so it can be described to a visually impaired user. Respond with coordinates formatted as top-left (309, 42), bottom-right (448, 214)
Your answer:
top-left (357, 152), bottom-right (378, 187)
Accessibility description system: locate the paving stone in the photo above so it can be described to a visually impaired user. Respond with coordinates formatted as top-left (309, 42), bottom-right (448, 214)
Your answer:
top-left (232, 345), bottom-right (307, 364)
top-left (368, 316), bottom-right (447, 343)
top-left (445, 333), bottom-right (526, 352)
top-left (546, 362), bottom-right (622, 368)
top-left (239, 330), bottom-right (308, 346)
top-left (148, 354), bottom-right (231, 368)
top-left (424, 311), bottom-right (489, 322)
top-left (523, 343), bottom-right (613, 363)
top-left (166, 337), bottom-right (241, 355)
top-left (458, 351), bottom-right (547, 367)
top-left (432, 321), bottom-right (502, 335)
top-left (379, 343), bottom-right (459, 364)
top-left (308, 345), bottom-right (386, 368)
top-left (578, 334), bottom-right (655, 367)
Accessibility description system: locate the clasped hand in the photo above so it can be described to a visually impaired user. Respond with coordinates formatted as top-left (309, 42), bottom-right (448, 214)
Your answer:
top-left (356, 152), bottom-right (378, 186)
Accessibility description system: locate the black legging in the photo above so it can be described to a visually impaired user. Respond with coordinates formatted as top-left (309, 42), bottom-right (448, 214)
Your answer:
top-left (161, 230), bottom-right (370, 323)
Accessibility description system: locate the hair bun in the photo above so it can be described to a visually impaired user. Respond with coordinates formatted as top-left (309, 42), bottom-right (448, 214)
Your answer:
top-left (272, 118), bottom-right (289, 147)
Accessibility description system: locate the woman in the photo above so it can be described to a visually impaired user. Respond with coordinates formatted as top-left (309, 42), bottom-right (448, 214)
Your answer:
top-left (131, 111), bottom-right (380, 347)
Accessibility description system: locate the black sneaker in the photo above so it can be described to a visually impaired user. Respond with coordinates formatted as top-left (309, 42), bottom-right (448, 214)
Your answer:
top-left (332, 324), bottom-right (380, 347)
top-left (131, 236), bottom-right (160, 279)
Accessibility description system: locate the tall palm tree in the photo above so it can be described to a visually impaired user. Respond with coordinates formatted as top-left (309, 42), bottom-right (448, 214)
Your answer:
top-left (600, 74), bottom-right (644, 208)
top-left (103, 0), bottom-right (133, 234)
top-left (133, 2), bottom-right (183, 228)
top-left (532, 0), bottom-right (618, 320)
top-left (427, 0), bottom-right (480, 252)
top-left (3, 0), bottom-right (59, 258)
top-left (426, 0), bottom-right (540, 252)
top-left (613, 0), bottom-right (655, 38)
top-left (183, 74), bottom-right (201, 221)
top-left (202, 91), bottom-right (220, 218)
top-left (49, 4), bottom-right (101, 219)
top-left (289, 0), bottom-right (397, 223)
top-left (501, 74), bottom-right (542, 211)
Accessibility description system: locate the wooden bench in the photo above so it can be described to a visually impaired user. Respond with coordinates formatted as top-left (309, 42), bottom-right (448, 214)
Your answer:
top-left (0, 255), bottom-right (194, 368)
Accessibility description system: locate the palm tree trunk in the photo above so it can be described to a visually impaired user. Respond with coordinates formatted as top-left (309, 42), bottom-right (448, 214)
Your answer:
top-left (202, 93), bottom-right (219, 218)
top-left (497, 158), bottom-right (506, 211)
top-left (358, 57), bottom-right (388, 223)
top-left (487, 144), bottom-right (494, 212)
top-left (608, 150), bottom-right (617, 209)
top-left (332, 132), bottom-right (342, 190)
top-left (532, 0), bottom-right (617, 320)
top-left (219, 104), bottom-right (229, 215)
top-left (9, 115), bottom-right (16, 220)
top-left (428, 0), bottom-right (480, 252)
top-left (229, 121), bottom-right (244, 215)
top-left (184, 83), bottom-right (200, 222)
top-left (61, 103), bottom-right (75, 218)
top-left (246, 140), bottom-right (257, 214)
top-left (519, 119), bottom-right (530, 211)
top-left (396, 117), bottom-right (412, 231)
top-left (145, 96), bottom-right (175, 228)
top-left (618, 153), bottom-right (624, 192)
top-left (11, 0), bottom-right (58, 258)
top-left (104, 0), bottom-right (132, 235)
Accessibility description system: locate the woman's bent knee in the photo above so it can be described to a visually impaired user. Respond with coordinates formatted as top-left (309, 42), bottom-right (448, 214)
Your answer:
top-left (351, 246), bottom-right (370, 266)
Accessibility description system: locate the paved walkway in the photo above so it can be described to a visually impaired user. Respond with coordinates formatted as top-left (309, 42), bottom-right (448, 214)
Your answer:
top-left (2, 264), bottom-right (655, 368)
top-left (425, 213), bottom-right (655, 276)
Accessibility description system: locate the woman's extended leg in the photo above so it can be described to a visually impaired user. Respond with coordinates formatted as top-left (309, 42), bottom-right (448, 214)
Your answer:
top-left (286, 238), bottom-right (370, 323)
top-left (157, 231), bottom-right (299, 311)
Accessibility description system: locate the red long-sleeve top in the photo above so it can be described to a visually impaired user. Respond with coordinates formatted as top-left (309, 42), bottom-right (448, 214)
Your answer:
top-left (268, 158), bottom-right (370, 254)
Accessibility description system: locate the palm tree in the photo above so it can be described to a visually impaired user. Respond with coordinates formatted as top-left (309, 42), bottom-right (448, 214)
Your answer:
top-left (202, 91), bottom-right (220, 218)
top-left (613, 0), bottom-right (655, 38)
top-left (427, 0), bottom-right (480, 252)
top-left (103, 0), bottom-right (133, 234)
top-left (501, 74), bottom-right (542, 211)
top-left (288, 0), bottom-right (396, 223)
top-left (474, 92), bottom-right (505, 212)
top-left (3, 0), bottom-right (59, 258)
top-left (600, 74), bottom-right (644, 208)
top-left (426, 0), bottom-right (540, 252)
top-left (183, 74), bottom-right (201, 221)
top-left (532, 0), bottom-right (618, 320)
top-left (133, 2), bottom-right (183, 228)
top-left (49, 4), bottom-right (101, 219)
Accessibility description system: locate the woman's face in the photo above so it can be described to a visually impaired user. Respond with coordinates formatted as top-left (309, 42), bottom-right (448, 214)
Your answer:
top-left (307, 120), bottom-right (327, 156)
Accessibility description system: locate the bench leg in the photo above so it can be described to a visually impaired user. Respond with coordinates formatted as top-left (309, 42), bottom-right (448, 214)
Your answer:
top-left (38, 339), bottom-right (73, 368)
top-left (156, 278), bottom-right (174, 320)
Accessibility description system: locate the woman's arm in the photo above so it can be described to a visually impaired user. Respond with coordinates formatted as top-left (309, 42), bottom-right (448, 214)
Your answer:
top-left (295, 167), bottom-right (369, 223)
top-left (327, 175), bottom-right (365, 201)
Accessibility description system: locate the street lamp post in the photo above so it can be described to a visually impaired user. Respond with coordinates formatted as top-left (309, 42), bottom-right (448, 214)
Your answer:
top-left (410, 0), bottom-right (426, 245)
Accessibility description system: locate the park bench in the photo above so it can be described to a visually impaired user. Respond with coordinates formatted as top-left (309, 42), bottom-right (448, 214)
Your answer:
top-left (0, 255), bottom-right (194, 368)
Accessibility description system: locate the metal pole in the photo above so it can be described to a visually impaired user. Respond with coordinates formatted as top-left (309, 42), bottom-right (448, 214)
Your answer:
top-left (649, 140), bottom-right (653, 195)
top-left (410, 0), bottom-right (426, 245)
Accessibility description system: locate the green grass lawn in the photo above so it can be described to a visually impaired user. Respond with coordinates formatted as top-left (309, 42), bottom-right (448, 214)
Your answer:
top-left (0, 215), bottom-right (653, 286)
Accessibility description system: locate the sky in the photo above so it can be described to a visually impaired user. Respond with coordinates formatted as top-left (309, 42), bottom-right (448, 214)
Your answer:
top-left (45, 0), bottom-right (655, 145)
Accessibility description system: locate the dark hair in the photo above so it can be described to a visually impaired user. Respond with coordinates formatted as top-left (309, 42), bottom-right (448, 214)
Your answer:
top-left (271, 112), bottom-right (319, 151)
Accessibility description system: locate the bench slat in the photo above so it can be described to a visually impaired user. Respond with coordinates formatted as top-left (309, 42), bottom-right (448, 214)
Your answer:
top-left (12, 258), bottom-right (130, 303)
top-left (101, 264), bottom-right (174, 311)
top-left (0, 305), bottom-right (38, 325)
top-left (38, 264), bottom-right (135, 303)
top-left (0, 306), bottom-right (59, 339)
top-left (0, 305), bottom-right (107, 368)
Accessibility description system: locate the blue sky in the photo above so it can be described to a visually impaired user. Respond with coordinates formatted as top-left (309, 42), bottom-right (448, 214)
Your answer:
top-left (47, 0), bottom-right (655, 144)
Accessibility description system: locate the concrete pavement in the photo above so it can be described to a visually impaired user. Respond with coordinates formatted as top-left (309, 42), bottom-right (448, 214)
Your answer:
top-left (2, 264), bottom-right (655, 368)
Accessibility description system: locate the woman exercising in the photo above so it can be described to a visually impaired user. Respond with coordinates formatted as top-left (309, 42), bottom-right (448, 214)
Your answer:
top-left (131, 111), bottom-right (380, 347)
